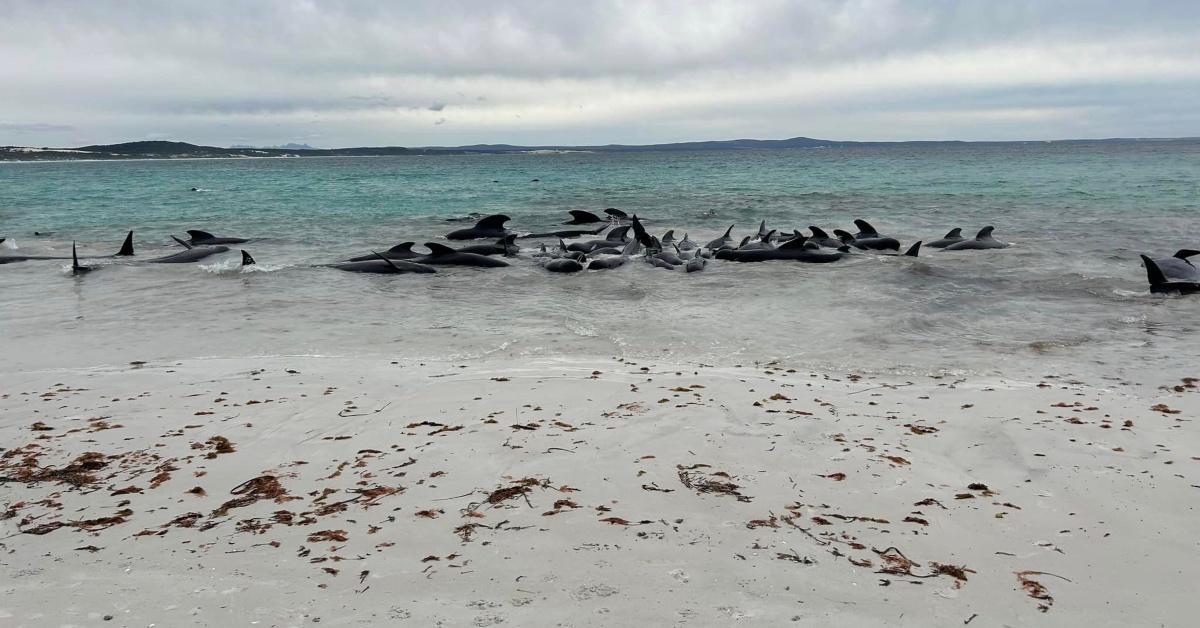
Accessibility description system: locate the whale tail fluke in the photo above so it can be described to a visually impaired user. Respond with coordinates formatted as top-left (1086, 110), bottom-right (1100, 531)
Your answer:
top-left (116, 230), bottom-right (134, 256)
top-left (904, 241), bottom-right (922, 257)
top-left (241, 250), bottom-right (256, 266)
top-left (1174, 249), bottom-right (1200, 260)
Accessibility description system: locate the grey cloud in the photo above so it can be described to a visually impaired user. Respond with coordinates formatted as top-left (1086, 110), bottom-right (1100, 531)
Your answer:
top-left (0, 1), bottom-right (1197, 146)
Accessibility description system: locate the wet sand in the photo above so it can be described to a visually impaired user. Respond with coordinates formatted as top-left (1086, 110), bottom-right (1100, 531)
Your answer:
top-left (1, 356), bottom-right (1197, 626)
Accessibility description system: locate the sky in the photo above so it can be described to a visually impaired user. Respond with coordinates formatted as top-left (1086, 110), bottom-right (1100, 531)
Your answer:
top-left (2, 0), bottom-right (1199, 148)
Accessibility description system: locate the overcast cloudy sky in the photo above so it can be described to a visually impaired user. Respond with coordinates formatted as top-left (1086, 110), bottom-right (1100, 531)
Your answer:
top-left (2, 1), bottom-right (1198, 147)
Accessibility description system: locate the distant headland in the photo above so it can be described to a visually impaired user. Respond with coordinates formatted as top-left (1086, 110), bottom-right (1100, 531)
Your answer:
top-left (1, 136), bottom-right (1195, 161)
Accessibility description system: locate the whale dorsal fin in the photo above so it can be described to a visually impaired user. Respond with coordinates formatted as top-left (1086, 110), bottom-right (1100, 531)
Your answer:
top-left (722, 224), bottom-right (735, 238)
top-left (757, 220), bottom-right (767, 235)
top-left (424, 242), bottom-right (457, 256)
top-left (1141, 254), bottom-right (1168, 286)
top-left (975, 226), bottom-right (995, 239)
top-left (604, 207), bottom-right (627, 218)
top-left (568, 210), bottom-right (600, 223)
top-left (662, 229), bottom-right (675, 240)
top-left (779, 236), bottom-right (809, 250)
top-left (474, 215), bottom-right (510, 231)
top-left (72, 241), bottom-right (81, 270)
top-left (171, 235), bottom-right (193, 249)
top-left (1173, 249), bottom-right (1200, 260)
top-left (738, 235), bottom-right (751, 247)
top-left (853, 219), bottom-right (878, 236)
top-left (765, 229), bottom-right (777, 241)
top-left (387, 242), bottom-right (414, 254)
top-left (837, 245), bottom-right (851, 253)
top-left (116, 230), bottom-right (134, 256)
top-left (833, 229), bottom-right (855, 243)
top-left (944, 228), bottom-right (962, 239)
top-left (241, 250), bottom-right (256, 266)
top-left (186, 230), bottom-right (215, 241)
top-left (809, 226), bottom-right (829, 239)
top-left (607, 225), bottom-right (630, 241)
top-left (904, 241), bottom-right (922, 257)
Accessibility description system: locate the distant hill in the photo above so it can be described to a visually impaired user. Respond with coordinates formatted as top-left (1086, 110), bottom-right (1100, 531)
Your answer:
top-left (230, 142), bottom-right (316, 150)
top-left (2, 136), bottom-right (1196, 161)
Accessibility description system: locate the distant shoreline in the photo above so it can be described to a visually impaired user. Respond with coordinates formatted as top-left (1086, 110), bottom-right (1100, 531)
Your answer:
top-left (2, 136), bottom-right (1196, 162)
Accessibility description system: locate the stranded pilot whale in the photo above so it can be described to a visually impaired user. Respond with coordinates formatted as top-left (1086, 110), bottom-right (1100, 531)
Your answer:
top-left (347, 242), bottom-right (419, 262)
top-left (446, 214), bottom-right (511, 240)
top-left (715, 237), bottom-right (845, 263)
top-left (140, 236), bottom-right (230, 263)
top-left (411, 243), bottom-right (509, 267)
top-left (329, 252), bottom-right (437, 274)
top-left (1141, 255), bottom-right (1200, 295)
top-left (943, 226), bottom-right (1009, 250)
top-left (455, 234), bottom-right (520, 257)
top-left (1147, 249), bottom-right (1199, 281)
top-left (186, 230), bottom-right (249, 245)
top-left (927, 228), bottom-right (965, 248)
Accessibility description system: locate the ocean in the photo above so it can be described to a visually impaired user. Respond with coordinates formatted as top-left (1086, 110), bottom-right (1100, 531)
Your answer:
top-left (2, 141), bottom-right (1198, 382)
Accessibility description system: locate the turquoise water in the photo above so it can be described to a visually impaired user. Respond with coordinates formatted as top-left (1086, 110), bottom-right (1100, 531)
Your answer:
top-left (2, 142), bottom-right (1199, 382)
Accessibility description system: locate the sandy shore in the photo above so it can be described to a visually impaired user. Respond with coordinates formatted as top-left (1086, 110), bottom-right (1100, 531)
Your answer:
top-left (1, 356), bottom-right (1197, 626)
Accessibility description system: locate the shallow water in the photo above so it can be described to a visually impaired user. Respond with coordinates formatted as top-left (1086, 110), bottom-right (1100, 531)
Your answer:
top-left (2, 142), bottom-right (1198, 382)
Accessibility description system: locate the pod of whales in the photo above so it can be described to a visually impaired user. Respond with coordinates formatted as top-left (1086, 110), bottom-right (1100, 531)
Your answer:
top-left (8, 218), bottom-right (1195, 299)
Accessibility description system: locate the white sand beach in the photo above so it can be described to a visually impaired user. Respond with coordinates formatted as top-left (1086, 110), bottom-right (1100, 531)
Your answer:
top-left (2, 356), bottom-right (1196, 626)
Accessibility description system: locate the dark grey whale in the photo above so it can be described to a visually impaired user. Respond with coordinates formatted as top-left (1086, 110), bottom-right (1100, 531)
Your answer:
top-left (329, 253), bottom-right (437, 274)
top-left (566, 226), bottom-right (630, 252)
top-left (186, 230), bottom-right (249, 245)
top-left (1141, 255), bottom-right (1200, 295)
top-left (604, 208), bottom-right (628, 220)
top-left (564, 210), bottom-right (603, 224)
top-left (446, 215), bottom-right (510, 240)
top-left (1148, 249), bottom-right (1199, 281)
top-left (806, 227), bottom-right (842, 249)
top-left (834, 229), bottom-right (900, 252)
top-left (0, 231), bottom-right (134, 265)
top-left (70, 242), bottom-right (94, 276)
top-left (145, 237), bottom-right (230, 263)
top-left (705, 224), bottom-right (735, 250)
top-left (347, 242), bottom-right (419, 262)
top-left (927, 228), bottom-right (965, 248)
top-left (411, 243), bottom-right (509, 267)
top-left (943, 226), bottom-right (1009, 250)
top-left (715, 238), bottom-right (845, 263)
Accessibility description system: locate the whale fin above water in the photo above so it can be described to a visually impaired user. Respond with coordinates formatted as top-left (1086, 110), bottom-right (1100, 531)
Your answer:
top-left (975, 226), bottom-right (995, 239)
top-left (473, 215), bottom-right (510, 231)
top-left (853, 219), bottom-right (879, 237)
top-left (186, 229), bottom-right (216, 241)
top-left (387, 242), bottom-right (415, 254)
top-left (631, 215), bottom-right (654, 248)
top-left (943, 228), bottom-right (962, 239)
top-left (71, 241), bottom-right (90, 275)
top-left (117, 231), bottom-right (135, 256)
top-left (373, 251), bottom-right (404, 271)
top-left (809, 226), bottom-right (830, 239)
top-left (424, 243), bottom-right (457, 256)
top-left (833, 229), bottom-right (854, 243)
top-left (566, 210), bottom-right (602, 224)
top-left (779, 236), bottom-right (809, 250)
top-left (604, 208), bottom-right (627, 219)
top-left (904, 241), bottom-right (922, 257)
top-left (606, 225), bottom-right (630, 242)
top-left (171, 236), bottom-right (193, 249)
top-left (1174, 249), bottom-right (1200, 260)
top-left (241, 250), bottom-right (256, 266)
top-left (722, 224), bottom-right (735, 238)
